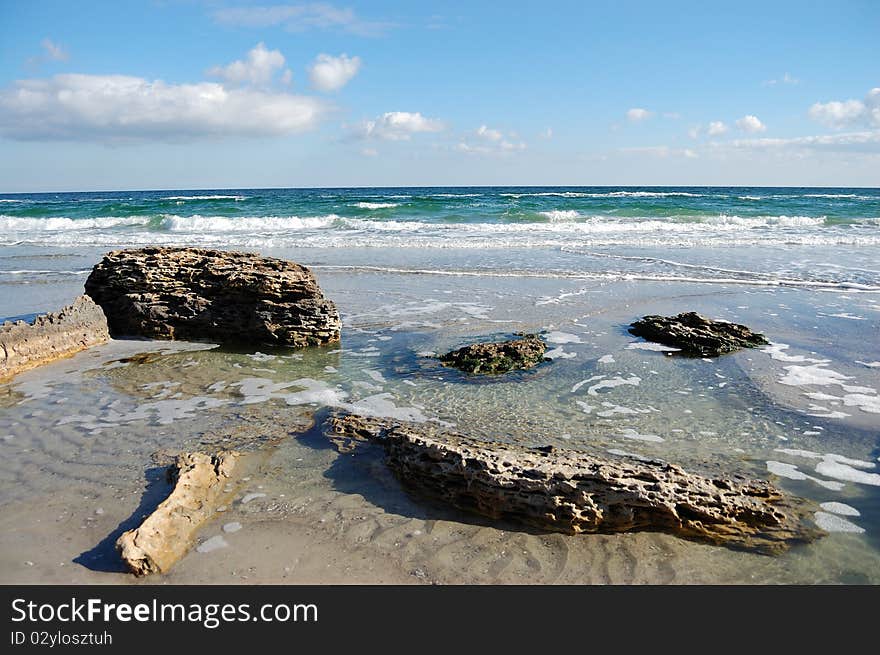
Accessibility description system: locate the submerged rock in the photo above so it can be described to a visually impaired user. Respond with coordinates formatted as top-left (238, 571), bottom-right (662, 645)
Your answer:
top-left (628, 311), bottom-right (769, 357)
top-left (0, 295), bottom-right (110, 382)
top-left (328, 414), bottom-right (822, 554)
top-left (438, 334), bottom-right (548, 374)
top-left (85, 247), bottom-right (340, 347)
top-left (117, 451), bottom-right (239, 576)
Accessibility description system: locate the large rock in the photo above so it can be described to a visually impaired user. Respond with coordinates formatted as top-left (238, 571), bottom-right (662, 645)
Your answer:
top-left (117, 451), bottom-right (239, 576)
top-left (85, 247), bottom-right (340, 347)
top-left (329, 414), bottom-right (822, 554)
top-left (629, 311), bottom-right (769, 357)
top-left (0, 295), bottom-right (110, 382)
top-left (438, 334), bottom-right (547, 374)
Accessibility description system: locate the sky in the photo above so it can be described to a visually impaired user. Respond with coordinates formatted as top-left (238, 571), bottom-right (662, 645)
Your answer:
top-left (0, 0), bottom-right (878, 191)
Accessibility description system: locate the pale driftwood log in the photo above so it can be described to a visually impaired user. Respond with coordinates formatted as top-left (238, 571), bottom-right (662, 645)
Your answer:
top-left (329, 414), bottom-right (822, 554)
top-left (0, 295), bottom-right (110, 382)
top-left (116, 451), bottom-right (239, 576)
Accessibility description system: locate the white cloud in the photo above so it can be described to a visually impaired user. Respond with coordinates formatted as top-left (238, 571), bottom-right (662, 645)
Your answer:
top-left (456, 125), bottom-right (526, 155)
top-left (308, 53), bottom-right (361, 92)
top-left (208, 43), bottom-right (286, 87)
top-left (213, 4), bottom-right (395, 37)
top-left (360, 147), bottom-right (378, 157)
top-left (26, 38), bottom-right (69, 68)
top-left (476, 125), bottom-right (503, 142)
top-left (809, 88), bottom-right (880, 129)
top-left (41, 38), bottom-right (68, 62)
top-left (352, 111), bottom-right (443, 141)
top-left (620, 146), bottom-right (698, 159)
top-left (707, 121), bottom-right (728, 136)
top-left (736, 115), bottom-right (767, 133)
top-left (723, 130), bottom-right (880, 153)
top-left (542, 127), bottom-right (553, 139)
top-left (763, 72), bottom-right (799, 86)
top-left (626, 107), bottom-right (652, 122)
top-left (0, 73), bottom-right (327, 141)
top-left (687, 125), bottom-right (701, 139)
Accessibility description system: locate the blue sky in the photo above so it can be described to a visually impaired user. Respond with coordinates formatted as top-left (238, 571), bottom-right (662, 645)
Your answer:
top-left (0, 0), bottom-right (878, 191)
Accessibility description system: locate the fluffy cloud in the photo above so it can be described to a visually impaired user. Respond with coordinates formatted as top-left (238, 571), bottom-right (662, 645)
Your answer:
top-left (308, 53), bottom-right (361, 92)
top-left (352, 111), bottom-right (443, 140)
top-left (626, 107), bottom-right (652, 122)
top-left (213, 3), bottom-right (395, 37)
top-left (456, 125), bottom-right (526, 155)
top-left (208, 42), bottom-right (287, 87)
top-left (0, 73), bottom-right (326, 141)
top-left (707, 121), bottom-right (728, 136)
top-left (809, 88), bottom-right (880, 129)
top-left (736, 115), bottom-right (766, 133)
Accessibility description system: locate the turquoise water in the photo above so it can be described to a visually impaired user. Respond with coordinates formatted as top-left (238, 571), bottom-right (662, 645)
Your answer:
top-left (1, 187), bottom-right (879, 583)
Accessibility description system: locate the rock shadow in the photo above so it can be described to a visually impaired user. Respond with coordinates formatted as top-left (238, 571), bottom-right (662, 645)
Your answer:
top-left (74, 465), bottom-right (174, 573)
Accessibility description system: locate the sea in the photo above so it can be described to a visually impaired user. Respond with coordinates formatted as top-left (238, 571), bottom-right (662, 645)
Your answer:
top-left (1, 186), bottom-right (879, 584)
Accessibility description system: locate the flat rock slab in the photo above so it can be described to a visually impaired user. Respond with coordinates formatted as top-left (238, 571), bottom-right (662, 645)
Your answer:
top-left (117, 451), bottom-right (239, 576)
top-left (329, 414), bottom-right (822, 554)
top-left (628, 311), bottom-right (769, 357)
top-left (0, 295), bottom-right (109, 382)
top-left (85, 247), bottom-right (341, 347)
top-left (438, 334), bottom-right (548, 374)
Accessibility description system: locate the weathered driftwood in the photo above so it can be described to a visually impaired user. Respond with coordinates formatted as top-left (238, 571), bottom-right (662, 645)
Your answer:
top-left (0, 295), bottom-right (109, 382)
top-left (438, 334), bottom-right (548, 374)
top-left (628, 311), bottom-right (769, 357)
top-left (329, 414), bottom-right (822, 554)
top-left (85, 247), bottom-right (340, 347)
top-left (116, 451), bottom-right (239, 576)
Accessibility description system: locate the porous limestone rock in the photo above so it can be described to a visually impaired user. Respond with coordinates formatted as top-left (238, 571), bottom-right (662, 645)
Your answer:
top-left (85, 247), bottom-right (340, 347)
top-left (328, 414), bottom-right (822, 554)
top-left (438, 334), bottom-right (547, 374)
top-left (116, 451), bottom-right (239, 576)
top-left (628, 311), bottom-right (769, 356)
top-left (0, 295), bottom-right (109, 382)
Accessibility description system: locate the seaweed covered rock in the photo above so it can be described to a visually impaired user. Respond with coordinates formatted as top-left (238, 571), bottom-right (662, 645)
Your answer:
top-left (0, 295), bottom-right (109, 382)
top-left (328, 413), bottom-right (823, 554)
top-left (438, 334), bottom-right (547, 374)
top-left (628, 311), bottom-right (768, 357)
top-left (85, 247), bottom-right (340, 347)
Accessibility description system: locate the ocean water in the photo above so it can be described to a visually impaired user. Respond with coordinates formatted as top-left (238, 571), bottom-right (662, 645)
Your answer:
top-left (1, 187), bottom-right (879, 584)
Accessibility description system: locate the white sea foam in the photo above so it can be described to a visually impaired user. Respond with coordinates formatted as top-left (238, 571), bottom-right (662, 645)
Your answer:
top-left (539, 210), bottom-right (580, 221)
top-left (543, 331), bottom-right (582, 344)
top-left (587, 376), bottom-right (641, 395)
top-left (626, 341), bottom-right (680, 352)
top-left (819, 502), bottom-right (860, 516)
top-left (160, 214), bottom-right (338, 232)
top-left (618, 428), bottom-right (664, 442)
top-left (162, 195), bottom-right (247, 201)
top-left (0, 215), bottom-right (153, 230)
top-left (765, 461), bottom-right (844, 490)
top-left (354, 202), bottom-right (400, 209)
top-left (813, 512), bottom-right (865, 534)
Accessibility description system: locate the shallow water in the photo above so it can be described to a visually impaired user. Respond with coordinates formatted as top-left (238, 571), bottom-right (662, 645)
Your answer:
top-left (1, 187), bottom-right (879, 584)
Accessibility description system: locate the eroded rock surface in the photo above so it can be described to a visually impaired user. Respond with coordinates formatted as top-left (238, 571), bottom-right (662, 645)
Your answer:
top-left (85, 247), bottom-right (340, 347)
top-left (0, 295), bottom-right (110, 382)
top-left (329, 414), bottom-right (822, 554)
top-left (438, 334), bottom-right (547, 374)
top-left (117, 451), bottom-right (239, 576)
top-left (629, 311), bottom-right (769, 357)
